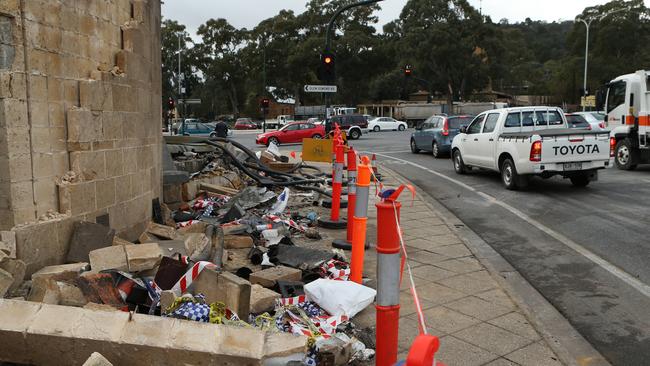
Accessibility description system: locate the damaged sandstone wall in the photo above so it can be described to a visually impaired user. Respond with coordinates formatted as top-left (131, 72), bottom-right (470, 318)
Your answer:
top-left (0, 0), bottom-right (162, 274)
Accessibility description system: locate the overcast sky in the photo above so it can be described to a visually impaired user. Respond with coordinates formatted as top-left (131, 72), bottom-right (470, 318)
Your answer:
top-left (162, 1), bottom-right (647, 39)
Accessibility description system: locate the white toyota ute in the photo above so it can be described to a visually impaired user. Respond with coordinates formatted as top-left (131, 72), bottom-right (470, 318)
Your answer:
top-left (451, 107), bottom-right (613, 190)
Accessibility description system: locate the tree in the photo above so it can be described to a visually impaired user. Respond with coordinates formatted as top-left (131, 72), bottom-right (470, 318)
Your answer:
top-left (161, 19), bottom-right (197, 108)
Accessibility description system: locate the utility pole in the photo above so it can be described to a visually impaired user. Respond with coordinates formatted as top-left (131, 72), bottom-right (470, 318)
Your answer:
top-left (177, 33), bottom-right (185, 134)
top-left (323, 0), bottom-right (384, 135)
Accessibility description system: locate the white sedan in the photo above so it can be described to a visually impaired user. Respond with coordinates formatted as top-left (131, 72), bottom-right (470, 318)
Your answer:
top-left (368, 117), bottom-right (408, 132)
top-left (572, 112), bottom-right (607, 131)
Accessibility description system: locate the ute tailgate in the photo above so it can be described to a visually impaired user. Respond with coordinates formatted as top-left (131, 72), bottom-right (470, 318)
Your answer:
top-left (540, 131), bottom-right (610, 163)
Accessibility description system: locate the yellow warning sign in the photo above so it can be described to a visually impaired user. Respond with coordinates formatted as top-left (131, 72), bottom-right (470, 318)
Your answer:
top-left (302, 138), bottom-right (333, 162)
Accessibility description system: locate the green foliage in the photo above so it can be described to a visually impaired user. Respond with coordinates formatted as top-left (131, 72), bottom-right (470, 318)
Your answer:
top-left (162, 0), bottom-right (650, 118)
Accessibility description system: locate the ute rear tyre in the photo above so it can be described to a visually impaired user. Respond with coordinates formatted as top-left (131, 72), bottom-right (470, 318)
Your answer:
top-left (500, 158), bottom-right (528, 190)
top-left (570, 174), bottom-right (590, 187)
top-left (453, 150), bottom-right (467, 174)
top-left (615, 138), bottom-right (638, 170)
top-left (410, 139), bottom-right (420, 154)
top-left (349, 129), bottom-right (361, 140)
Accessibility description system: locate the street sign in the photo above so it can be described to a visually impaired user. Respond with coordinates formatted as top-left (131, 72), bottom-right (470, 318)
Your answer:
top-left (581, 96), bottom-right (596, 108)
top-left (179, 99), bottom-right (201, 104)
top-left (304, 85), bottom-right (337, 93)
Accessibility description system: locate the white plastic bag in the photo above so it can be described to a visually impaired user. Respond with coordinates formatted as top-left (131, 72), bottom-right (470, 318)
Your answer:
top-left (305, 279), bottom-right (376, 318)
top-left (268, 187), bottom-right (290, 214)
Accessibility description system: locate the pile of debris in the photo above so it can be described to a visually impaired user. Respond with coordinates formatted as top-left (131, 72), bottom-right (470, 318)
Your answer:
top-left (1, 139), bottom-right (376, 365)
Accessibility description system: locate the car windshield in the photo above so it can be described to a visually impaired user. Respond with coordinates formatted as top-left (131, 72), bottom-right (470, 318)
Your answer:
top-left (280, 123), bottom-right (298, 131)
top-left (589, 112), bottom-right (605, 121)
top-left (448, 117), bottom-right (472, 129)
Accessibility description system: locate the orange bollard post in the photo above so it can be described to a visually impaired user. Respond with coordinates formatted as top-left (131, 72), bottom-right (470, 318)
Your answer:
top-left (333, 147), bottom-right (357, 249)
top-left (371, 153), bottom-right (382, 181)
top-left (375, 189), bottom-right (402, 366)
top-left (318, 135), bottom-right (347, 229)
top-left (350, 155), bottom-right (371, 283)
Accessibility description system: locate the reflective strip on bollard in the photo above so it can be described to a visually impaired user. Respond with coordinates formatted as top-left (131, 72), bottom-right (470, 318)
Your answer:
top-left (348, 170), bottom-right (357, 195)
top-left (377, 253), bottom-right (401, 306)
top-left (355, 185), bottom-right (369, 217)
top-left (334, 162), bottom-right (344, 183)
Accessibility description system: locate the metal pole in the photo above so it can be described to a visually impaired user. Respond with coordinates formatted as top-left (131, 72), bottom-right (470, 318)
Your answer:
top-left (580, 19), bottom-right (590, 112)
top-left (323, 0), bottom-right (384, 135)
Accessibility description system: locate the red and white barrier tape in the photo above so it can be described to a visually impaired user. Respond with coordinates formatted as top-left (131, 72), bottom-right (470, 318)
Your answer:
top-left (171, 260), bottom-right (218, 296)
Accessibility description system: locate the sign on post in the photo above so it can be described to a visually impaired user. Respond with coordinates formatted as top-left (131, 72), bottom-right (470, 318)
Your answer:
top-left (581, 96), bottom-right (596, 108)
top-left (302, 138), bottom-right (333, 162)
top-left (179, 99), bottom-right (202, 104)
top-left (304, 85), bottom-right (337, 93)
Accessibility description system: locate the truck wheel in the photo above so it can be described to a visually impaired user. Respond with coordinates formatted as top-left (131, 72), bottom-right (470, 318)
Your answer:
top-left (500, 158), bottom-right (528, 190)
top-left (570, 174), bottom-right (590, 187)
top-left (453, 150), bottom-right (467, 174)
top-left (349, 129), bottom-right (361, 140)
top-left (410, 139), bottom-right (420, 154)
top-left (615, 138), bottom-right (638, 170)
top-left (432, 141), bottom-right (441, 158)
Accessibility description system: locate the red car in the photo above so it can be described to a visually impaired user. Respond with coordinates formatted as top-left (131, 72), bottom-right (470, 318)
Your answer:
top-left (256, 122), bottom-right (325, 146)
top-left (234, 118), bottom-right (258, 130)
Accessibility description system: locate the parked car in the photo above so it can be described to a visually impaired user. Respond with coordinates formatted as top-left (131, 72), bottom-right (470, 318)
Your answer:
top-left (256, 122), bottom-right (325, 146)
top-left (451, 107), bottom-right (612, 189)
top-left (234, 118), bottom-right (258, 130)
top-left (329, 114), bottom-right (369, 140)
top-left (410, 115), bottom-right (473, 158)
top-left (565, 114), bottom-right (592, 129)
top-left (204, 122), bottom-right (234, 137)
top-left (178, 122), bottom-right (217, 137)
top-left (368, 117), bottom-right (408, 132)
top-left (572, 111), bottom-right (607, 130)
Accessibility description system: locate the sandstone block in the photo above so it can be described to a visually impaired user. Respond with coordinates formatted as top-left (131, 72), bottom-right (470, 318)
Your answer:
top-left (183, 233), bottom-right (211, 262)
top-left (57, 281), bottom-right (87, 307)
top-left (147, 222), bottom-right (177, 240)
top-left (26, 277), bottom-right (60, 304)
top-left (0, 299), bottom-right (43, 364)
top-left (224, 235), bottom-right (254, 249)
top-left (0, 258), bottom-right (25, 293)
top-left (31, 262), bottom-right (88, 282)
top-left (112, 236), bottom-right (132, 246)
top-left (125, 243), bottom-right (162, 272)
top-left (192, 269), bottom-right (251, 320)
top-left (0, 230), bottom-right (16, 258)
top-left (0, 267), bottom-right (12, 297)
top-left (82, 352), bottom-right (113, 366)
top-left (250, 284), bottom-right (280, 314)
top-left (138, 231), bottom-right (156, 244)
top-left (249, 266), bottom-right (302, 288)
top-left (88, 245), bottom-right (127, 272)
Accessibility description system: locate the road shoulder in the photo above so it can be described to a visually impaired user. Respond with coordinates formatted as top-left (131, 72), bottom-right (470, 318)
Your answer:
top-left (382, 166), bottom-right (610, 366)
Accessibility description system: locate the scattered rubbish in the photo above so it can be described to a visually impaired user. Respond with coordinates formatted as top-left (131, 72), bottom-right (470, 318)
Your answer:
top-left (269, 187), bottom-right (290, 214)
top-left (276, 244), bottom-right (335, 270)
top-left (305, 278), bottom-right (377, 317)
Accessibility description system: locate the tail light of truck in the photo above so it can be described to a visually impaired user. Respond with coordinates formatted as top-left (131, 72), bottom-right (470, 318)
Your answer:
top-left (530, 140), bottom-right (542, 162)
top-left (610, 137), bottom-right (616, 157)
top-left (441, 119), bottom-right (449, 136)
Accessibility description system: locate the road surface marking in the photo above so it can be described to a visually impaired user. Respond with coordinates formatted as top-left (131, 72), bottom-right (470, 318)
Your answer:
top-left (371, 152), bottom-right (650, 298)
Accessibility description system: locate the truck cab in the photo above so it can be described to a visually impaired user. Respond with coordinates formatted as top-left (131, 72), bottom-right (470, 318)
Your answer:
top-left (601, 70), bottom-right (650, 170)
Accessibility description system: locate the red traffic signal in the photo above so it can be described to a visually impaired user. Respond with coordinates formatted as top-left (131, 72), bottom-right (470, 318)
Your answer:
top-left (260, 98), bottom-right (270, 108)
top-left (404, 65), bottom-right (413, 77)
top-left (167, 97), bottom-right (175, 110)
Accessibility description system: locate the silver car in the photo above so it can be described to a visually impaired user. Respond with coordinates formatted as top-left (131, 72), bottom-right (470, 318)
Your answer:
top-left (572, 112), bottom-right (607, 130)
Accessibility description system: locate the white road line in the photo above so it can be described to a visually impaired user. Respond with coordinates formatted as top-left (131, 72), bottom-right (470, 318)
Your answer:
top-left (371, 151), bottom-right (650, 298)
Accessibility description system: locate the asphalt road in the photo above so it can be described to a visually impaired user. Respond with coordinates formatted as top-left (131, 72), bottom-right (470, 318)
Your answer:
top-left (231, 129), bottom-right (650, 365)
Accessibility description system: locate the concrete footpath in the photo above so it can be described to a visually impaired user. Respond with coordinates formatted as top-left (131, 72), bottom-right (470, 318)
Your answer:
top-left (337, 167), bottom-right (564, 366)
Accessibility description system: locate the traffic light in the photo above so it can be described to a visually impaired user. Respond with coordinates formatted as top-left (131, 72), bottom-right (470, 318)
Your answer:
top-left (260, 98), bottom-right (270, 109)
top-left (167, 97), bottom-right (175, 110)
top-left (404, 65), bottom-right (413, 78)
top-left (319, 51), bottom-right (336, 81)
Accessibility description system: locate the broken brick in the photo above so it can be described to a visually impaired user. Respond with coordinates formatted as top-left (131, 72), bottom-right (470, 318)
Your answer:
top-left (57, 281), bottom-right (88, 307)
top-left (250, 284), bottom-right (281, 314)
top-left (146, 222), bottom-right (178, 240)
top-left (82, 352), bottom-right (114, 366)
top-left (0, 268), bottom-right (13, 297)
top-left (31, 262), bottom-right (88, 282)
top-left (26, 277), bottom-right (60, 304)
top-left (0, 259), bottom-right (26, 294)
top-left (125, 243), bottom-right (162, 272)
top-left (249, 266), bottom-right (302, 288)
top-left (183, 233), bottom-right (211, 262)
top-left (191, 269), bottom-right (251, 320)
top-left (224, 235), bottom-right (254, 249)
top-left (76, 273), bottom-right (125, 308)
top-left (89, 245), bottom-right (128, 272)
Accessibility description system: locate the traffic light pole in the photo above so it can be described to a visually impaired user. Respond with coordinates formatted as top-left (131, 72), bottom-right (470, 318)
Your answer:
top-left (324, 0), bottom-right (384, 135)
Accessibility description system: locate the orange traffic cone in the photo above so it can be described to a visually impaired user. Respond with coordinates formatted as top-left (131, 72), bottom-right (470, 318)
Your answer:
top-left (371, 153), bottom-right (382, 181)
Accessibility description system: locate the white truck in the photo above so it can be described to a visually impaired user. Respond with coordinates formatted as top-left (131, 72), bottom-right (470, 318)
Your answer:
top-left (264, 115), bottom-right (293, 129)
top-left (599, 70), bottom-right (650, 170)
top-left (451, 106), bottom-right (613, 190)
